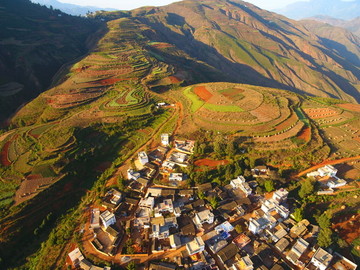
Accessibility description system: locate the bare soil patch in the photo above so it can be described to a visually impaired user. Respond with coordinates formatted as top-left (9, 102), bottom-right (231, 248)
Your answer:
top-left (297, 126), bottom-right (311, 141)
top-left (194, 86), bottom-right (213, 102)
top-left (304, 108), bottom-right (339, 119)
top-left (337, 103), bottom-right (360, 113)
top-left (194, 158), bottom-right (229, 167)
top-left (332, 214), bottom-right (360, 244)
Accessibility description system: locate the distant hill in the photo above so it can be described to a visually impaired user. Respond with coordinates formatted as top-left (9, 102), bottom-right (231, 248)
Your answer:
top-left (0, 0), bottom-right (101, 121)
top-left (306, 15), bottom-right (360, 37)
top-left (31, 0), bottom-right (115, 16)
top-left (275, 0), bottom-right (360, 20)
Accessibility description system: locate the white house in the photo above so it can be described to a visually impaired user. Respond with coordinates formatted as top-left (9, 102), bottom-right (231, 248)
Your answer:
top-left (327, 178), bottom-right (347, 188)
top-left (311, 248), bottom-right (333, 270)
top-left (248, 217), bottom-right (270, 234)
top-left (155, 199), bottom-right (174, 217)
top-left (161, 133), bottom-right (170, 146)
top-left (318, 165), bottom-right (338, 177)
top-left (110, 190), bottom-right (122, 205)
top-left (169, 234), bottom-right (182, 249)
top-left (139, 196), bottom-right (155, 209)
top-left (186, 237), bottom-right (205, 255)
top-left (127, 169), bottom-right (140, 180)
top-left (162, 160), bottom-right (176, 170)
top-left (286, 238), bottom-right (309, 265)
top-left (138, 151), bottom-right (149, 165)
top-left (100, 210), bottom-right (116, 229)
top-left (272, 188), bottom-right (288, 203)
top-left (239, 255), bottom-right (254, 270)
top-left (169, 173), bottom-right (184, 181)
top-left (171, 152), bottom-right (188, 163)
top-left (230, 176), bottom-right (246, 189)
top-left (194, 209), bottom-right (215, 225)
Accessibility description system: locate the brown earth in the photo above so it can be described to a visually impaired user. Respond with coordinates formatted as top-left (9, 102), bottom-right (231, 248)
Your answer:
top-left (194, 158), bottom-right (229, 167)
top-left (168, 76), bottom-right (181, 84)
top-left (194, 86), bottom-right (213, 102)
top-left (337, 103), bottom-right (360, 112)
top-left (332, 214), bottom-right (360, 244)
top-left (297, 126), bottom-right (311, 141)
top-left (304, 108), bottom-right (339, 119)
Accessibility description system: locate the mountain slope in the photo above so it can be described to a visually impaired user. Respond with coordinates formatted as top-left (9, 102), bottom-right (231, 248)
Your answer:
top-left (306, 15), bottom-right (360, 37)
top-left (0, 0), bottom-right (101, 122)
top-left (121, 0), bottom-right (360, 103)
top-left (275, 0), bottom-right (360, 20)
top-left (32, 0), bottom-right (115, 16)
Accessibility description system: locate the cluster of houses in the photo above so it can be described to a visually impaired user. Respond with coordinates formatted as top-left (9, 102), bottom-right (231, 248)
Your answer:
top-left (67, 134), bottom-right (357, 270)
top-left (306, 165), bottom-right (347, 194)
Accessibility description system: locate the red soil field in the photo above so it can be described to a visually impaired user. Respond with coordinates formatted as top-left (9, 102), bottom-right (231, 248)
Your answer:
top-left (221, 87), bottom-right (244, 99)
top-left (151, 43), bottom-right (174, 49)
top-left (0, 140), bottom-right (12, 166)
top-left (194, 158), bottom-right (229, 167)
top-left (168, 76), bottom-right (181, 83)
top-left (194, 86), bottom-right (213, 102)
top-left (297, 126), bottom-right (311, 141)
top-left (337, 103), bottom-right (360, 113)
top-left (332, 214), bottom-right (360, 244)
top-left (304, 108), bottom-right (339, 119)
top-left (355, 137), bottom-right (360, 143)
top-left (91, 78), bottom-right (128, 85)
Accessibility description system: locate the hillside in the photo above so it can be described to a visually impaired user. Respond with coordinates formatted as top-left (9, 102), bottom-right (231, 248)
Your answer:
top-left (118, 0), bottom-right (360, 103)
top-left (0, 0), bottom-right (101, 122)
top-left (306, 15), bottom-right (360, 37)
top-left (275, 0), bottom-right (360, 20)
top-left (0, 0), bottom-right (360, 269)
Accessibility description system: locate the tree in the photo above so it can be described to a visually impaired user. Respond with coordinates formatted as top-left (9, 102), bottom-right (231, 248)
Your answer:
top-left (318, 228), bottom-right (333, 248)
top-left (213, 140), bottom-right (224, 158)
top-left (235, 224), bottom-right (243, 234)
top-left (293, 208), bottom-right (304, 222)
top-left (225, 165), bottom-right (233, 181)
top-left (126, 261), bottom-right (136, 270)
top-left (299, 178), bottom-right (314, 198)
top-left (226, 140), bottom-right (236, 157)
top-left (317, 212), bottom-right (331, 229)
top-left (208, 196), bottom-right (219, 209)
top-left (264, 180), bottom-right (274, 192)
top-left (234, 161), bottom-right (243, 176)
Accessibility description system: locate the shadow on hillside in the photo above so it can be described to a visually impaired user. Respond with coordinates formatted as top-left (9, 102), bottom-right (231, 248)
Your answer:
top-left (139, 13), bottom-right (360, 102)
top-left (138, 14), bottom-right (298, 92)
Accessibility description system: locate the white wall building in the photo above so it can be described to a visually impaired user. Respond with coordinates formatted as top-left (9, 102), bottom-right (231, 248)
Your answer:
top-left (100, 210), bottom-right (116, 229)
top-left (248, 217), bottom-right (270, 235)
top-left (161, 133), bottom-right (170, 146)
top-left (186, 237), bottom-right (205, 255)
top-left (311, 248), bottom-right (333, 270)
top-left (194, 209), bottom-right (215, 225)
top-left (138, 151), bottom-right (149, 165)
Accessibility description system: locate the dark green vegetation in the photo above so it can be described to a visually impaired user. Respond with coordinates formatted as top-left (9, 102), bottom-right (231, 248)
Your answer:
top-left (0, 0), bottom-right (359, 269)
top-left (0, 0), bottom-right (101, 121)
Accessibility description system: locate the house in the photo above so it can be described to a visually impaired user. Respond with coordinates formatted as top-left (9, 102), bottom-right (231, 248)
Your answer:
top-left (151, 224), bottom-right (170, 239)
top-left (272, 189), bottom-right (288, 203)
top-left (215, 221), bottom-right (234, 234)
top-left (194, 209), bottom-right (215, 226)
top-left (230, 176), bottom-right (252, 196)
top-left (138, 151), bottom-right (149, 165)
top-left (238, 255), bottom-right (254, 270)
top-left (90, 208), bottom-right (100, 229)
top-left (249, 217), bottom-right (270, 234)
top-left (161, 133), bottom-right (170, 146)
top-left (286, 238), bottom-right (309, 265)
top-left (186, 236), bottom-right (205, 255)
top-left (170, 152), bottom-right (188, 164)
top-left (179, 189), bottom-right (194, 197)
top-left (127, 169), bottom-right (140, 180)
top-left (274, 238), bottom-right (289, 252)
top-left (174, 140), bottom-right (195, 154)
top-left (137, 177), bottom-right (150, 188)
top-left (155, 199), bottom-right (174, 216)
top-left (198, 182), bottom-right (213, 194)
top-left (233, 233), bottom-right (251, 249)
top-left (100, 210), bottom-right (116, 229)
top-left (169, 173), bottom-right (184, 181)
top-left (307, 165), bottom-right (338, 178)
top-left (261, 199), bottom-right (289, 219)
top-left (331, 252), bottom-right (358, 270)
top-left (162, 160), bottom-right (176, 170)
top-left (310, 247), bottom-right (333, 270)
top-left (266, 224), bottom-right (288, 242)
top-left (290, 219), bottom-right (310, 238)
top-left (169, 234), bottom-right (182, 249)
top-left (251, 166), bottom-right (271, 178)
top-left (68, 248), bottom-right (85, 267)
top-left (139, 197), bottom-right (155, 209)
top-left (110, 189), bottom-right (122, 205)
top-left (217, 243), bottom-right (240, 265)
top-left (327, 178), bottom-right (347, 188)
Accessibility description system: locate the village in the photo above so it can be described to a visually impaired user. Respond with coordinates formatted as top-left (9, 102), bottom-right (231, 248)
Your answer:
top-left (67, 133), bottom-right (358, 270)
